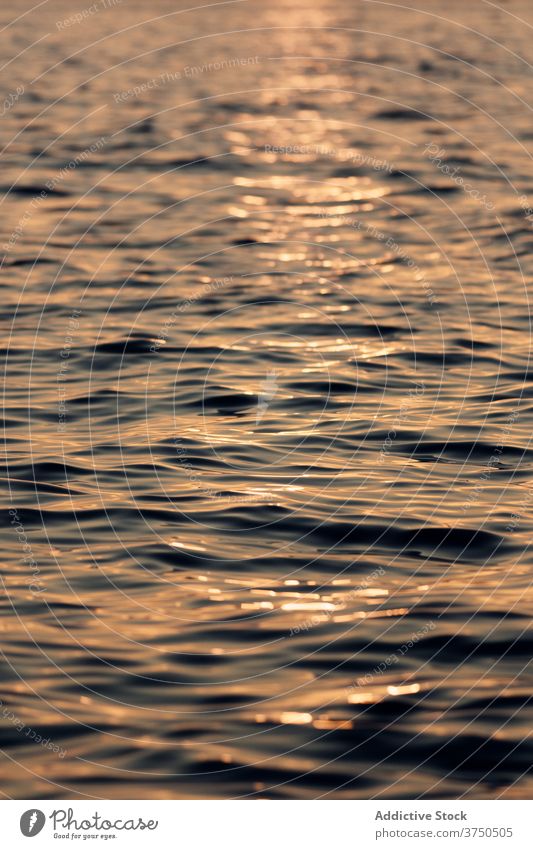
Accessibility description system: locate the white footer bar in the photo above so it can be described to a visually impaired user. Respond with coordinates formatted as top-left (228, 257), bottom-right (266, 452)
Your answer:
top-left (4, 800), bottom-right (532, 848)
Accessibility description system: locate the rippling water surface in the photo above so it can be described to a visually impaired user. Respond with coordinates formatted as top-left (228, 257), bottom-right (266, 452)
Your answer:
top-left (2, 0), bottom-right (533, 799)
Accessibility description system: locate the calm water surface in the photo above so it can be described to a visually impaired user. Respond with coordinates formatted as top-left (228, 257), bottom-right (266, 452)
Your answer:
top-left (1, 0), bottom-right (533, 799)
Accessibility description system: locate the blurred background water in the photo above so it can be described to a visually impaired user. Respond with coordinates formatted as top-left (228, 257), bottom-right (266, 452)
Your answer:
top-left (1, 0), bottom-right (533, 799)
